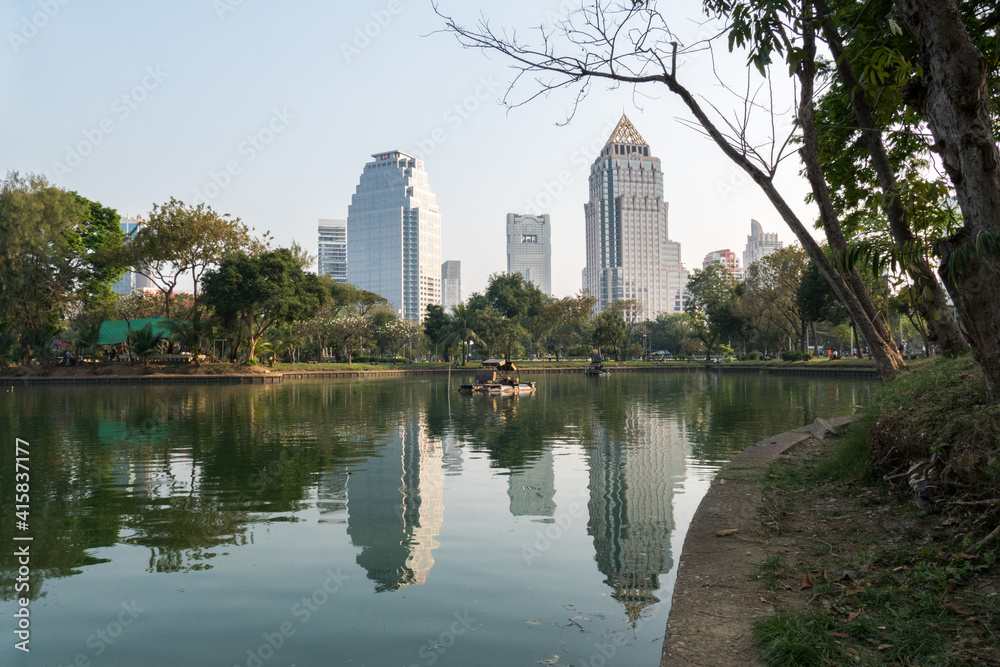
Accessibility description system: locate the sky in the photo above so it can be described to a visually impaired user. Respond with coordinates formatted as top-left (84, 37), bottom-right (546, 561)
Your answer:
top-left (3, 0), bottom-right (821, 300)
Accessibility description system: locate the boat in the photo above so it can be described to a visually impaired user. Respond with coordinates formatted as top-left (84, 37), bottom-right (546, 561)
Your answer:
top-left (459, 359), bottom-right (537, 395)
top-left (584, 353), bottom-right (609, 376)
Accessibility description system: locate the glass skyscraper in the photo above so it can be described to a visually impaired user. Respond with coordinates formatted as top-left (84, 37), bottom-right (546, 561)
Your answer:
top-left (583, 115), bottom-right (682, 317)
top-left (347, 151), bottom-right (442, 321)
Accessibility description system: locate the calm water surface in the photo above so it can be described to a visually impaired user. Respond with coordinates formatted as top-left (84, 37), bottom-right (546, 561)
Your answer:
top-left (1, 371), bottom-right (873, 666)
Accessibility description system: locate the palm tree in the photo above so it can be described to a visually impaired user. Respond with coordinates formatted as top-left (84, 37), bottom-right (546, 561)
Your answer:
top-left (67, 320), bottom-right (102, 365)
top-left (128, 323), bottom-right (165, 368)
top-left (441, 303), bottom-right (481, 366)
top-left (165, 317), bottom-right (214, 366)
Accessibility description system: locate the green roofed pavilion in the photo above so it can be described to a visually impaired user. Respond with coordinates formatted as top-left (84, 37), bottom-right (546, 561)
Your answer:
top-left (97, 318), bottom-right (177, 346)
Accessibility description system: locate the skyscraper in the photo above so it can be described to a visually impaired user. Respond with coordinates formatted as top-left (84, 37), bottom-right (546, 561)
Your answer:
top-left (583, 115), bottom-right (682, 317)
top-left (506, 213), bottom-right (552, 295)
top-left (318, 218), bottom-right (348, 282)
top-left (112, 215), bottom-right (153, 295)
top-left (347, 151), bottom-right (442, 320)
top-left (742, 219), bottom-right (782, 269)
top-left (441, 260), bottom-right (461, 312)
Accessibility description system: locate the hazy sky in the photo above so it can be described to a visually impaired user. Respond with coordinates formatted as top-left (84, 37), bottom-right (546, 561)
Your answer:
top-left (4, 0), bottom-right (820, 299)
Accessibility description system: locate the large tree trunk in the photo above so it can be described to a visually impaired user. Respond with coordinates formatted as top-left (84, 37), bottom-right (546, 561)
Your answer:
top-left (894, 0), bottom-right (1000, 399)
top-left (815, 0), bottom-right (969, 356)
top-left (795, 7), bottom-right (907, 380)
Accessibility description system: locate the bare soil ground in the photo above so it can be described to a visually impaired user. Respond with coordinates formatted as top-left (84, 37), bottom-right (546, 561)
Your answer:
top-left (660, 418), bottom-right (1000, 666)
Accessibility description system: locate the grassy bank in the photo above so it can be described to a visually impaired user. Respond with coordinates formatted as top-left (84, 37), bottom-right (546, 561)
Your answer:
top-left (751, 355), bottom-right (1000, 665)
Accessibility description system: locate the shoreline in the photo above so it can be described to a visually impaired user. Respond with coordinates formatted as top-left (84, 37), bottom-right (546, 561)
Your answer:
top-left (1, 362), bottom-right (877, 385)
top-left (659, 415), bottom-right (858, 667)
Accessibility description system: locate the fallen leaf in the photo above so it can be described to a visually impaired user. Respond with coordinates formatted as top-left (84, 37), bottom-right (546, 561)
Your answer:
top-left (847, 610), bottom-right (861, 621)
top-left (972, 637), bottom-right (982, 645)
top-left (716, 528), bottom-right (738, 537)
top-left (945, 583), bottom-right (958, 593)
top-left (942, 602), bottom-right (975, 615)
top-left (822, 570), bottom-right (830, 582)
top-left (847, 647), bottom-right (859, 656)
top-left (952, 553), bottom-right (976, 560)
top-left (845, 587), bottom-right (865, 595)
top-left (830, 632), bottom-right (849, 638)
top-left (800, 573), bottom-right (814, 590)
top-left (877, 644), bottom-right (893, 651)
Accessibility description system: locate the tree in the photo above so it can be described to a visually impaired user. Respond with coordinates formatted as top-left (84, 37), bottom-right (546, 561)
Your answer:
top-left (326, 280), bottom-right (388, 316)
top-left (592, 300), bottom-right (635, 361)
top-left (441, 303), bottom-right (481, 365)
top-left (324, 315), bottom-right (370, 364)
top-left (477, 273), bottom-right (545, 360)
top-left (127, 323), bottom-right (164, 368)
top-left (434, 2), bottom-right (911, 380)
top-left (165, 317), bottom-right (214, 366)
top-left (423, 303), bottom-right (452, 359)
top-left (685, 265), bottom-right (740, 360)
top-left (652, 312), bottom-right (695, 357)
top-left (547, 292), bottom-right (597, 360)
top-left (201, 248), bottom-right (327, 363)
top-left (128, 198), bottom-right (265, 319)
top-left (742, 246), bottom-right (810, 352)
top-left (0, 173), bottom-right (124, 360)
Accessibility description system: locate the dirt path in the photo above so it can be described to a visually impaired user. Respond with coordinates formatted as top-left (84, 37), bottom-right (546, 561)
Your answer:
top-left (659, 416), bottom-right (856, 666)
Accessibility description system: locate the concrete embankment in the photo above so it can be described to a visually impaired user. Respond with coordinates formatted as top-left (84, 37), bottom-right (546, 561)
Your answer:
top-left (660, 415), bottom-right (857, 667)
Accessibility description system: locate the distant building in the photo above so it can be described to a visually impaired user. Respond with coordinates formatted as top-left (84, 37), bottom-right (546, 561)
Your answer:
top-left (347, 150), bottom-right (442, 320)
top-left (703, 248), bottom-right (745, 282)
top-left (318, 219), bottom-right (348, 282)
top-left (441, 260), bottom-right (461, 312)
top-left (742, 219), bottom-right (782, 270)
top-left (667, 266), bottom-right (690, 313)
top-left (583, 114), bottom-right (682, 318)
top-left (111, 216), bottom-right (153, 295)
top-left (506, 213), bottom-right (552, 295)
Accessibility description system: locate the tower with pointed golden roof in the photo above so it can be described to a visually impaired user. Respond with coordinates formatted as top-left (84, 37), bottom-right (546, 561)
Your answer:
top-left (583, 115), bottom-right (684, 317)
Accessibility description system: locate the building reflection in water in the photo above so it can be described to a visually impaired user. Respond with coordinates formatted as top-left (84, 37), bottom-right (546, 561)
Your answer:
top-left (343, 418), bottom-right (446, 592)
top-left (507, 448), bottom-right (556, 520)
top-left (587, 409), bottom-right (688, 622)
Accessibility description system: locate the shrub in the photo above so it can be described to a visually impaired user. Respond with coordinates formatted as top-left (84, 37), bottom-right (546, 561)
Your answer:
top-left (749, 350), bottom-right (760, 360)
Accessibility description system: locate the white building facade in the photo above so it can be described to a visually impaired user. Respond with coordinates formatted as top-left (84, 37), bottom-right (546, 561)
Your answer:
top-left (318, 218), bottom-right (348, 282)
top-left (506, 213), bottom-right (552, 295)
top-left (742, 219), bottom-right (782, 270)
top-left (347, 151), bottom-right (442, 321)
top-left (583, 115), bottom-right (682, 318)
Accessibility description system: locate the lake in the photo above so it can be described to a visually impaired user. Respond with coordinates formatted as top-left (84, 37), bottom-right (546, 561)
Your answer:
top-left (0, 370), bottom-right (873, 666)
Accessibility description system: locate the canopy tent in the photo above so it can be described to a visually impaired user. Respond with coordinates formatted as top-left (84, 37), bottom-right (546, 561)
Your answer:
top-left (97, 318), bottom-right (177, 346)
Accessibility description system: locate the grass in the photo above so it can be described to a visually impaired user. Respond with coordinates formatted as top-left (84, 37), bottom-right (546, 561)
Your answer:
top-left (751, 358), bottom-right (1000, 665)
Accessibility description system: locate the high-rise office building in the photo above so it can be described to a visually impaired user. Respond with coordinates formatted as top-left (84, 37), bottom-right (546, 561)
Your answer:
top-left (742, 219), bottom-right (782, 270)
top-left (112, 215), bottom-right (153, 295)
top-left (318, 219), bottom-right (348, 282)
top-left (506, 213), bottom-right (552, 295)
top-left (347, 150), bottom-right (442, 321)
top-left (441, 260), bottom-right (461, 312)
top-left (583, 114), bottom-right (682, 318)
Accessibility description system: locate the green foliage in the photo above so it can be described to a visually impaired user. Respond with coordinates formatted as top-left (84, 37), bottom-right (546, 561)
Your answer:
top-left (201, 248), bottom-right (327, 362)
top-left (127, 323), bottom-right (165, 368)
top-left (685, 265), bottom-right (741, 360)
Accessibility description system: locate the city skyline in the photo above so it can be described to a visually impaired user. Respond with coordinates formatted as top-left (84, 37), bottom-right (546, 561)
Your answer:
top-left (4, 0), bottom-right (820, 300)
